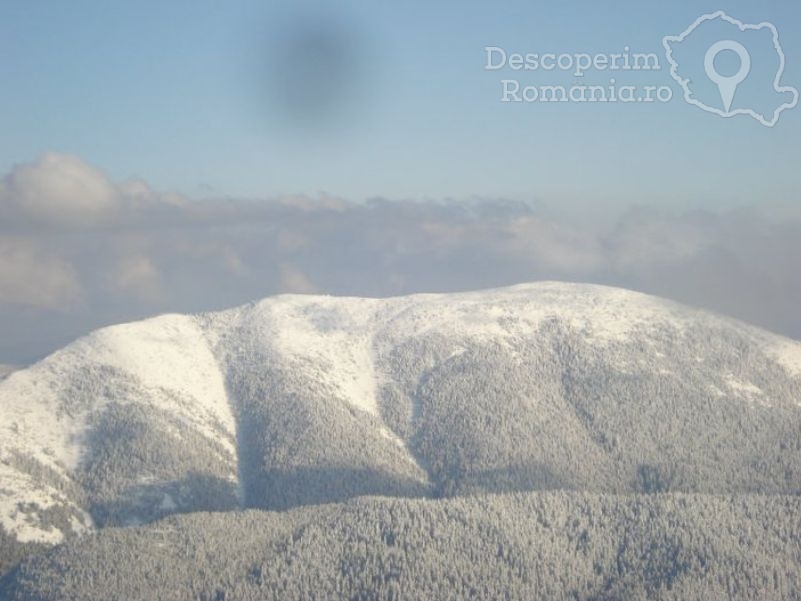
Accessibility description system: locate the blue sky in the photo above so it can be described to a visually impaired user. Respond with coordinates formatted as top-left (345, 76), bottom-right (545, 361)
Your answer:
top-left (1, 1), bottom-right (801, 362)
top-left (1, 0), bottom-right (799, 208)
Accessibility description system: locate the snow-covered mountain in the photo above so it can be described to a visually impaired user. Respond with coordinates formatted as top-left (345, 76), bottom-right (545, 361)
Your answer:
top-left (2, 282), bottom-right (801, 575)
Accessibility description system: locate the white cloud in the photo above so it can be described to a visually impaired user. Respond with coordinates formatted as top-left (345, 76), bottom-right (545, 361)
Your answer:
top-left (0, 238), bottom-right (82, 310)
top-left (109, 255), bottom-right (166, 304)
top-left (1, 153), bottom-right (801, 363)
top-left (0, 153), bottom-right (119, 225)
top-left (278, 264), bottom-right (318, 294)
top-left (0, 153), bottom-right (187, 227)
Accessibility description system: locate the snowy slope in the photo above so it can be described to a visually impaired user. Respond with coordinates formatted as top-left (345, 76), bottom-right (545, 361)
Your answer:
top-left (2, 282), bottom-right (801, 556)
top-left (0, 314), bottom-right (239, 546)
top-left (228, 295), bottom-right (386, 416)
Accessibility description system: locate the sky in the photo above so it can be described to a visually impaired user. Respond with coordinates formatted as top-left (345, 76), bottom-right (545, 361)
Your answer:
top-left (0, 0), bottom-right (800, 363)
top-left (2, 0), bottom-right (800, 205)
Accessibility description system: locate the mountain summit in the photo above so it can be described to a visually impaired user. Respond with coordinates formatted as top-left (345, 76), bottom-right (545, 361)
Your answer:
top-left (2, 282), bottom-right (801, 579)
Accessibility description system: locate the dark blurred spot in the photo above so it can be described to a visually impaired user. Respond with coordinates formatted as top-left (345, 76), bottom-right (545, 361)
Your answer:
top-left (264, 13), bottom-right (366, 130)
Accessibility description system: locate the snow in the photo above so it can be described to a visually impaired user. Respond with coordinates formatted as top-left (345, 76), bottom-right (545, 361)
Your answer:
top-left (159, 494), bottom-right (177, 512)
top-left (0, 314), bottom-right (238, 475)
top-left (2, 280), bottom-right (801, 549)
top-left (73, 314), bottom-right (238, 454)
top-left (724, 374), bottom-right (764, 397)
top-left (0, 314), bottom-right (242, 542)
top-left (233, 296), bottom-right (384, 416)
top-left (0, 463), bottom-right (92, 544)
top-left (367, 282), bottom-right (697, 351)
top-left (212, 282), bottom-right (682, 418)
top-left (0, 364), bottom-right (79, 475)
top-left (767, 339), bottom-right (801, 378)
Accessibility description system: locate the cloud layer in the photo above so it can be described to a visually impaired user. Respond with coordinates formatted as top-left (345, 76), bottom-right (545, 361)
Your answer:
top-left (1, 153), bottom-right (799, 362)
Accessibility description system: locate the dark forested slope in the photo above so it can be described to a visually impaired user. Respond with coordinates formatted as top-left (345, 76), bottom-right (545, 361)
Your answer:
top-left (3, 492), bottom-right (800, 601)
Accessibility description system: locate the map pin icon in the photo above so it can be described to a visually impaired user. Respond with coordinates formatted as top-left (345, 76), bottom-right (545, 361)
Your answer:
top-left (704, 40), bottom-right (751, 113)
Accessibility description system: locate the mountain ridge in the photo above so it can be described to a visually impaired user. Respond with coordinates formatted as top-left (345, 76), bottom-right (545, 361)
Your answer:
top-left (2, 281), bottom-right (801, 577)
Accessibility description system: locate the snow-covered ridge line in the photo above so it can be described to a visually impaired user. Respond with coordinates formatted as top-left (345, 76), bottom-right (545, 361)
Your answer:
top-left (2, 281), bottom-right (801, 550)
